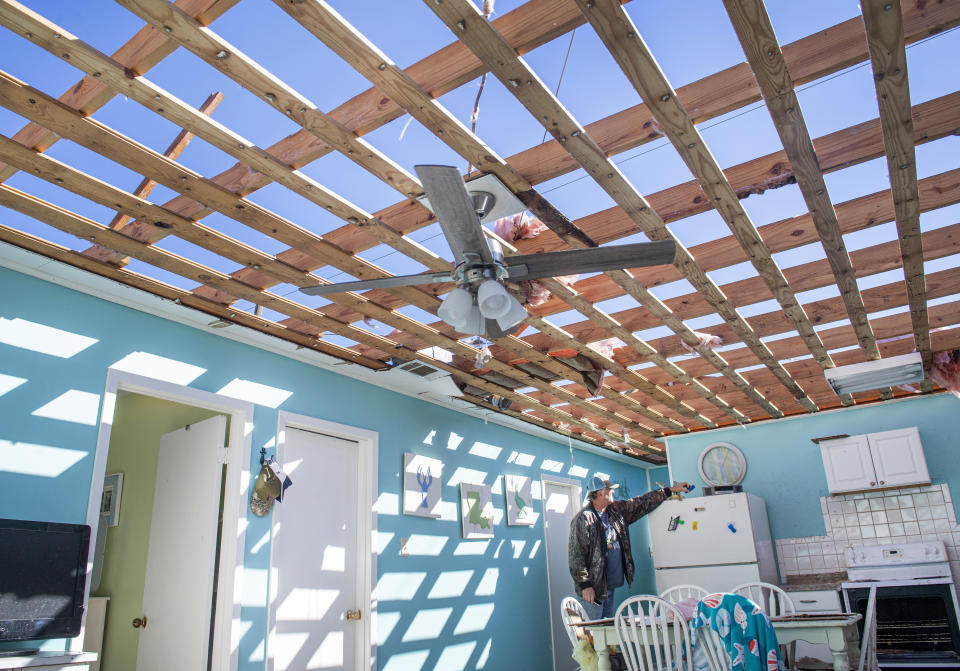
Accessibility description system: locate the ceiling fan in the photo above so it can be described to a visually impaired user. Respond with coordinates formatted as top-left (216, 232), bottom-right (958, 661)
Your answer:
top-left (301, 165), bottom-right (676, 339)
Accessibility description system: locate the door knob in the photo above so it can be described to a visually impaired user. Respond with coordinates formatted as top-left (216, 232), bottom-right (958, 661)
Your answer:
top-left (346, 609), bottom-right (361, 621)
top-left (132, 616), bottom-right (148, 629)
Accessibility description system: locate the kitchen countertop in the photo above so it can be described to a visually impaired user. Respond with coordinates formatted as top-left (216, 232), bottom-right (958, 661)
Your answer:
top-left (780, 572), bottom-right (848, 591)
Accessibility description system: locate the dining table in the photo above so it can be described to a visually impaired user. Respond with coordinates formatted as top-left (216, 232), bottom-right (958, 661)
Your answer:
top-left (583, 612), bottom-right (862, 671)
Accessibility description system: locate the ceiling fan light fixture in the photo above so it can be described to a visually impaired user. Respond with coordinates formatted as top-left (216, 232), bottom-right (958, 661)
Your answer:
top-left (438, 286), bottom-right (473, 327)
top-left (496, 293), bottom-right (527, 332)
top-left (460, 304), bottom-right (485, 336)
top-left (477, 279), bottom-right (512, 318)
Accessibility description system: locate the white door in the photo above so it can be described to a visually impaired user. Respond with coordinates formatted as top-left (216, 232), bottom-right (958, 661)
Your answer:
top-left (542, 478), bottom-right (581, 671)
top-left (820, 434), bottom-right (876, 493)
top-left (648, 494), bottom-right (759, 567)
top-left (137, 415), bottom-right (227, 670)
top-left (869, 427), bottom-right (929, 488)
top-left (269, 427), bottom-right (364, 671)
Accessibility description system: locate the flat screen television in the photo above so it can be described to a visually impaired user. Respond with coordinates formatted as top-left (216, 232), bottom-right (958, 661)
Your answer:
top-left (0, 518), bottom-right (90, 642)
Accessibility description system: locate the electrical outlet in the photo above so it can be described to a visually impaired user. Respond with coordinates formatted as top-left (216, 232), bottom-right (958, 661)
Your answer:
top-left (400, 537), bottom-right (409, 556)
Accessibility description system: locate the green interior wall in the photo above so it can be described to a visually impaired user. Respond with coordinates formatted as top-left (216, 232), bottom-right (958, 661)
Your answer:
top-left (94, 393), bottom-right (224, 671)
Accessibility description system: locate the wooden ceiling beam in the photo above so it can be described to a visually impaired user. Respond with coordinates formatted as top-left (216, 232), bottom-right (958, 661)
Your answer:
top-left (0, 0), bottom-right (239, 183)
top-left (579, 0), bottom-right (837, 405)
top-left (723, 0), bottom-right (880, 370)
top-left (861, 0), bottom-right (932, 390)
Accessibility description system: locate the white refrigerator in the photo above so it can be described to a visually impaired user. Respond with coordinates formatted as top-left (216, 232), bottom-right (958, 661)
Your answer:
top-left (647, 492), bottom-right (778, 595)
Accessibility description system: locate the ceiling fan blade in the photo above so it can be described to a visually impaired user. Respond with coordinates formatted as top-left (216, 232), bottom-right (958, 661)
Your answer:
top-left (300, 271), bottom-right (453, 296)
top-left (504, 240), bottom-right (676, 282)
top-left (415, 164), bottom-right (495, 266)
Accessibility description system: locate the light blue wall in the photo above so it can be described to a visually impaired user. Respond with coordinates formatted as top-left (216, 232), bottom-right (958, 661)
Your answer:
top-left (664, 394), bottom-right (960, 544)
top-left (0, 266), bottom-right (661, 669)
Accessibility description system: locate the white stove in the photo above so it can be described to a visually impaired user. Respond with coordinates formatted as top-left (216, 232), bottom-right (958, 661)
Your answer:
top-left (843, 541), bottom-right (952, 585)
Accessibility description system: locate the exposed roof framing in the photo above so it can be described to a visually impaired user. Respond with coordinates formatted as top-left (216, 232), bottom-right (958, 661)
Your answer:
top-left (0, 0), bottom-right (956, 462)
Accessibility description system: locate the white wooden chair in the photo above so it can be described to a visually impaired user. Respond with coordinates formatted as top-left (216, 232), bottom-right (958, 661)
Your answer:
top-left (696, 624), bottom-right (732, 671)
top-left (561, 595), bottom-right (589, 646)
top-left (659, 584), bottom-right (709, 605)
top-left (615, 595), bottom-right (695, 671)
top-left (731, 582), bottom-right (796, 669)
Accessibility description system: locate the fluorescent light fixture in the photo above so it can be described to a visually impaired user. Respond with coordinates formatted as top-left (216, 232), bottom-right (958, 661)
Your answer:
top-left (824, 352), bottom-right (924, 395)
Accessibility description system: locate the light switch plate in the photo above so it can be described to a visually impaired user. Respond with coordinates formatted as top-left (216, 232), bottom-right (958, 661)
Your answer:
top-left (400, 537), bottom-right (409, 556)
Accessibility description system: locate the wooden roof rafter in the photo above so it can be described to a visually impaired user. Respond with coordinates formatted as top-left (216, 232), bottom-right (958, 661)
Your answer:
top-left (860, 0), bottom-right (932, 391)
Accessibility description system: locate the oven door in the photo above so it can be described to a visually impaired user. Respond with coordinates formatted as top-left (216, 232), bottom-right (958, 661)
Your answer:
top-left (843, 583), bottom-right (960, 667)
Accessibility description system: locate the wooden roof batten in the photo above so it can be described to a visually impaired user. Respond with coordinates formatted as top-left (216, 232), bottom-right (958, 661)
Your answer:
top-left (0, 72), bottom-right (666, 453)
top-left (576, 0), bottom-right (832, 410)
top-left (0, 0), bottom-right (953, 453)
top-left (860, 0), bottom-right (933, 392)
top-left (77, 0), bottom-right (709, 432)
top-left (422, 0), bottom-right (804, 418)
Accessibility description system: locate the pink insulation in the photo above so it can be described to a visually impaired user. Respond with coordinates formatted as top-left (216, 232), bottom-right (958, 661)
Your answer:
top-left (680, 331), bottom-right (723, 354)
top-left (931, 350), bottom-right (960, 398)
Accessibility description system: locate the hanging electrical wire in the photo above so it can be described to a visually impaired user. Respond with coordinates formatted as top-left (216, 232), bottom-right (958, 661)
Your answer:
top-left (466, 0), bottom-right (496, 175)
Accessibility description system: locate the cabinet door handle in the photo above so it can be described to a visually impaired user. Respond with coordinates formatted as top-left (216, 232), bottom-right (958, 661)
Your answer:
top-left (880, 481), bottom-right (885, 485)
top-left (870, 482), bottom-right (876, 486)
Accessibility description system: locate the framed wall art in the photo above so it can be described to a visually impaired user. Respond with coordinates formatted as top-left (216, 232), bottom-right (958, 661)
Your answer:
top-left (459, 482), bottom-right (494, 539)
top-left (504, 474), bottom-right (535, 526)
top-left (403, 452), bottom-right (443, 518)
top-left (101, 472), bottom-right (123, 527)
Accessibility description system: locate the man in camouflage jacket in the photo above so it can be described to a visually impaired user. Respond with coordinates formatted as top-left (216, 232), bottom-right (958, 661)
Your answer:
top-left (568, 476), bottom-right (691, 619)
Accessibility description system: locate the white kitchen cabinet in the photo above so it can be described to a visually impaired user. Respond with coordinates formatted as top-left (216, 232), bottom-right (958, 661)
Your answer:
top-left (820, 427), bottom-right (928, 494)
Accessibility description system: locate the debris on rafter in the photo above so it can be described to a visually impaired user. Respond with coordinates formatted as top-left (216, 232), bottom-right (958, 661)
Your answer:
top-left (931, 350), bottom-right (960, 398)
top-left (548, 348), bottom-right (607, 396)
top-left (680, 331), bottom-right (723, 355)
top-left (588, 338), bottom-right (621, 359)
top-left (474, 345), bottom-right (492, 368)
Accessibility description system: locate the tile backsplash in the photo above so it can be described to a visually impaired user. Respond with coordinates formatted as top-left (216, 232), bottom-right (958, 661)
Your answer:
top-left (775, 483), bottom-right (960, 582)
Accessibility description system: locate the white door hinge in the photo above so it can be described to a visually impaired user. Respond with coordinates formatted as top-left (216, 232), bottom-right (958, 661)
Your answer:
top-left (217, 447), bottom-right (229, 464)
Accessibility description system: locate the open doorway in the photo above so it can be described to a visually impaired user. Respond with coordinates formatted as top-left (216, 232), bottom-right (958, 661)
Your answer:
top-left (85, 371), bottom-right (252, 671)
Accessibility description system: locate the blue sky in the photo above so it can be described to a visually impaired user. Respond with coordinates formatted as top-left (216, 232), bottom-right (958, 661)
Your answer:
top-left (0, 0), bottom-right (957, 347)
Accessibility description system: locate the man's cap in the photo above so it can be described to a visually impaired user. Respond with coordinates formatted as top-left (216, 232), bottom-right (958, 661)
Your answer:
top-left (588, 475), bottom-right (619, 493)
top-left (249, 459), bottom-right (293, 517)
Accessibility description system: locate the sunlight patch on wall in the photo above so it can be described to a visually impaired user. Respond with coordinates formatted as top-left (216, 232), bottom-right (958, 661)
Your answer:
top-left (446, 432), bottom-right (464, 450)
top-left (217, 378), bottom-right (292, 408)
top-left (402, 607), bottom-right (453, 642)
top-left (453, 603), bottom-right (494, 635)
top-left (250, 529), bottom-right (270, 554)
top-left (0, 318), bottom-right (97, 357)
top-left (474, 568), bottom-right (498, 597)
top-left (477, 638), bottom-right (492, 668)
top-left (110, 351), bottom-right (206, 385)
top-left (31, 389), bottom-right (100, 426)
top-left (0, 373), bottom-right (27, 396)
top-left (528, 539), bottom-right (542, 559)
top-left (240, 568), bottom-right (269, 606)
top-left (404, 534), bottom-right (449, 556)
top-left (569, 464), bottom-right (589, 478)
top-left (231, 619), bottom-right (252, 655)
top-left (321, 546), bottom-right (345, 572)
top-left (541, 459), bottom-right (564, 472)
top-left (510, 541), bottom-right (527, 559)
top-left (276, 587), bottom-right (339, 620)
top-left (423, 429), bottom-right (436, 444)
top-left (427, 570), bottom-right (473, 599)
top-left (374, 611), bottom-right (401, 646)
top-left (436, 641), bottom-right (476, 671)
top-left (270, 632), bottom-right (308, 669)
top-left (374, 531), bottom-right (395, 554)
top-left (374, 572), bottom-right (426, 601)
top-left (0, 440), bottom-right (86, 477)
top-left (506, 450), bottom-right (535, 467)
top-left (468, 442), bottom-right (501, 460)
top-left (453, 540), bottom-right (489, 556)
top-left (382, 650), bottom-right (429, 671)
top-left (307, 630), bottom-right (343, 667)
top-left (447, 466), bottom-right (488, 487)
top-left (374, 492), bottom-right (399, 515)
top-left (531, 480), bottom-right (543, 501)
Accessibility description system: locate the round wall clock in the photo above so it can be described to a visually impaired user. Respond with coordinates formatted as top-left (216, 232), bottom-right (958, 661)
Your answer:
top-left (697, 441), bottom-right (747, 487)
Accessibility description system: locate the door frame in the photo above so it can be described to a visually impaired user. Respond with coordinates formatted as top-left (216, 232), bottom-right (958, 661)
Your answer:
top-left (84, 369), bottom-right (253, 671)
top-left (266, 411), bottom-right (379, 671)
top-left (540, 474), bottom-right (583, 671)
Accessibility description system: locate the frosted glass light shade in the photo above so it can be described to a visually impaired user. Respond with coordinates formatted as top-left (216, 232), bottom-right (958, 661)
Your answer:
top-left (438, 287), bottom-right (473, 327)
top-left (477, 280), bottom-right (511, 318)
top-left (496, 294), bottom-right (527, 331)
top-left (460, 305), bottom-right (485, 336)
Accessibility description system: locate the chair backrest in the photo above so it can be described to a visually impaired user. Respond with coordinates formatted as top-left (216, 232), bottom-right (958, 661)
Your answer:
top-left (659, 584), bottom-right (709, 604)
top-left (696, 625), bottom-right (731, 671)
top-left (615, 595), bottom-right (694, 671)
top-left (730, 582), bottom-right (795, 616)
top-left (560, 596), bottom-right (588, 646)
